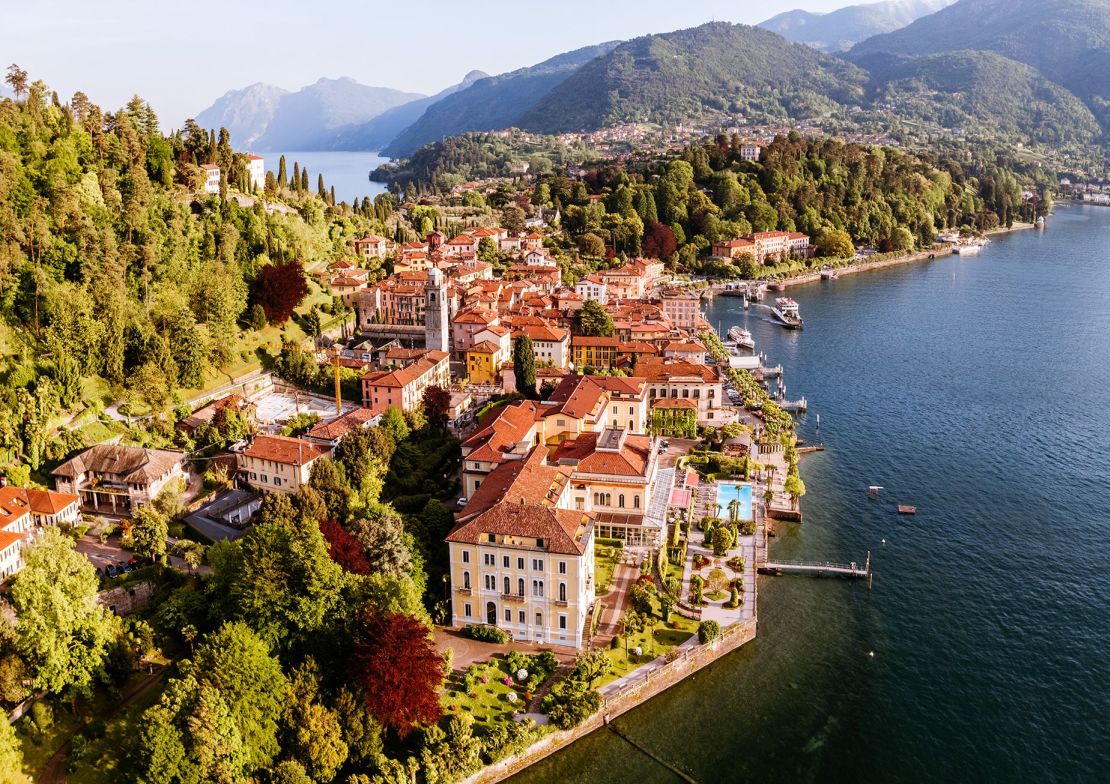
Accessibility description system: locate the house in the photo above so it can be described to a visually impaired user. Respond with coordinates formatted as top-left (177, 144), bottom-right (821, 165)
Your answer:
top-left (452, 306), bottom-right (501, 359)
top-left (361, 350), bottom-right (450, 411)
top-left (460, 400), bottom-right (543, 498)
top-left (503, 263), bottom-right (561, 292)
top-left (352, 235), bottom-right (388, 260)
top-left (661, 289), bottom-right (701, 329)
top-left (176, 394), bottom-right (256, 438)
top-left (53, 445), bottom-right (189, 515)
top-left (711, 238), bottom-right (757, 260)
top-left (551, 428), bottom-right (661, 547)
top-left (740, 142), bottom-right (762, 162)
top-left (637, 358), bottom-right (729, 426)
top-left (327, 270), bottom-right (370, 306)
top-left (522, 232), bottom-right (544, 251)
top-left (303, 407), bottom-right (385, 449)
top-left (245, 154), bottom-right (265, 190)
top-left (238, 435), bottom-right (329, 495)
top-left (662, 340), bottom-right (707, 364)
top-left (0, 486), bottom-right (80, 580)
top-left (575, 275), bottom-right (608, 305)
top-left (444, 234), bottom-right (478, 258)
top-left (538, 375), bottom-right (649, 441)
top-left (447, 446), bottom-right (595, 647)
top-left (570, 336), bottom-right (621, 370)
top-left (745, 231), bottom-right (812, 264)
top-left (200, 164), bottom-right (220, 195)
top-left (597, 264), bottom-right (647, 300)
top-left (466, 325), bottom-right (511, 384)
top-left (514, 324), bottom-right (570, 369)
top-left (649, 398), bottom-right (699, 438)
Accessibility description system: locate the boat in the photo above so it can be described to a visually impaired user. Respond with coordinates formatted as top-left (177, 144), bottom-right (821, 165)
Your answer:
top-left (898, 505), bottom-right (917, 515)
top-left (1036, 215), bottom-right (1046, 229)
top-left (727, 326), bottom-right (755, 350)
top-left (772, 297), bottom-right (804, 330)
top-left (953, 238), bottom-right (989, 255)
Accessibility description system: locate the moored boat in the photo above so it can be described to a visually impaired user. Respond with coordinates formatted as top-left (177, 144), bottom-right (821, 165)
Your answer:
top-left (773, 297), bottom-right (804, 329)
top-left (727, 326), bottom-right (755, 350)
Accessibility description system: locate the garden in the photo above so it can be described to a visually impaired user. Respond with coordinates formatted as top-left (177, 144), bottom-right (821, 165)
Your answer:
top-left (593, 537), bottom-right (624, 594)
top-left (442, 650), bottom-right (560, 728)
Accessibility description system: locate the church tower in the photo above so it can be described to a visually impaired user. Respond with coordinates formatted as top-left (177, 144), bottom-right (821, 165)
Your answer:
top-left (425, 267), bottom-right (449, 353)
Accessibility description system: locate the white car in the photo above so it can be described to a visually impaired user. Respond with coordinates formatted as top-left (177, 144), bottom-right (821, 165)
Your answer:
top-left (456, 497), bottom-right (469, 509)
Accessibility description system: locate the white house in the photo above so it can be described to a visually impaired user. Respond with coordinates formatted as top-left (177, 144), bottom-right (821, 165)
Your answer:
top-left (200, 164), bottom-right (220, 195)
top-left (245, 154), bottom-right (265, 190)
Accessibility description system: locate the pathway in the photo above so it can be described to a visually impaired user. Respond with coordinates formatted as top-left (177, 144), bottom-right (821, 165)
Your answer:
top-left (591, 562), bottom-right (638, 643)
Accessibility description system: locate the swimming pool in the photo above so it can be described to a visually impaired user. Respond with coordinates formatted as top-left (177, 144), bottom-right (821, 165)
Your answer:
top-left (715, 483), bottom-right (753, 521)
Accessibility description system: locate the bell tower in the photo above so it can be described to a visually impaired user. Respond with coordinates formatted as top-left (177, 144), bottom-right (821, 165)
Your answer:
top-left (425, 267), bottom-right (449, 353)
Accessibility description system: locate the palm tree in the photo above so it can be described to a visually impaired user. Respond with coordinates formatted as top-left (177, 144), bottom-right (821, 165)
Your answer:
top-left (728, 498), bottom-right (741, 523)
top-left (712, 502), bottom-right (722, 519)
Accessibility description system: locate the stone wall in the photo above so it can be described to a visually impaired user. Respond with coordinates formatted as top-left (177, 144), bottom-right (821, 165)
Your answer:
top-left (460, 617), bottom-right (757, 784)
top-left (97, 580), bottom-right (156, 616)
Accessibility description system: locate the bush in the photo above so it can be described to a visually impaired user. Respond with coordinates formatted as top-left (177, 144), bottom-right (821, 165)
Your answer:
top-left (464, 625), bottom-right (509, 644)
top-left (30, 700), bottom-right (54, 732)
top-left (698, 620), bottom-right (722, 644)
top-left (690, 574), bottom-right (704, 605)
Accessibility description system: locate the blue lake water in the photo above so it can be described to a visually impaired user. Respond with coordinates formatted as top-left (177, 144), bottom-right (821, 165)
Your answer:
top-left (257, 150), bottom-right (390, 204)
top-left (512, 205), bottom-right (1110, 783)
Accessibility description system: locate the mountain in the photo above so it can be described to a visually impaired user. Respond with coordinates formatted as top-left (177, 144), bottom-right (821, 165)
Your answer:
top-left (517, 23), bottom-right (867, 134)
top-left (860, 50), bottom-right (1101, 144)
top-left (759, 0), bottom-right (955, 52)
top-left (194, 82), bottom-right (288, 147)
top-left (850, 0), bottom-right (1110, 130)
top-left (194, 78), bottom-right (423, 150)
top-left (326, 70), bottom-right (489, 152)
top-left (380, 42), bottom-right (619, 158)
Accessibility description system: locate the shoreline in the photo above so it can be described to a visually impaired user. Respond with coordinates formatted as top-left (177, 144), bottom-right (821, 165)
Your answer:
top-left (768, 221), bottom-right (1037, 290)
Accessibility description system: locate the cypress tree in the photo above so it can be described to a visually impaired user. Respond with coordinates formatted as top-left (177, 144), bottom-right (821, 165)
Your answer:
top-left (292, 162), bottom-right (300, 190)
top-left (300, 167), bottom-right (309, 192)
top-left (513, 336), bottom-right (537, 399)
top-left (318, 173), bottom-right (326, 199)
top-left (329, 186), bottom-right (336, 206)
top-left (277, 155), bottom-right (287, 188)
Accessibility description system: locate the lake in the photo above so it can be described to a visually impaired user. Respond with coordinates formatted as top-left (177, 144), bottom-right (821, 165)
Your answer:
top-left (256, 150), bottom-right (391, 204)
top-left (512, 205), bottom-right (1110, 783)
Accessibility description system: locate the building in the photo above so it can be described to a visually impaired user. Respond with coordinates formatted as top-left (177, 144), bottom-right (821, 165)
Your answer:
top-left (637, 358), bottom-right (728, 425)
top-left (447, 446), bottom-right (595, 647)
top-left (200, 164), bottom-right (220, 195)
top-left (740, 142), bottom-right (762, 162)
top-left (661, 289), bottom-right (702, 330)
top-left (575, 275), bottom-right (608, 305)
top-left (650, 398), bottom-right (699, 438)
top-left (53, 445), bottom-right (189, 515)
top-left (514, 324), bottom-right (570, 369)
top-left (662, 340), bottom-right (707, 364)
top-left (303, 407), bottom-right (385, 449)
top-left (0, 486), bottom-right (80, 580)
top-left (425, 267), bottom-right (450, 354)
top-left (352, 235), bottom-right (388, 260)
top-left (711, 238), bottom-right (757, 260)
top-left (361, 350), bottom-right (450, 411)
top-left (452, 306), bottom-right (501, 360)
top-left (570, 336), bottom-right (621, 370)
top-left (328, 271), bottom-right (369, 307)
top-left (460, 401), bottom-right (543, 499)
top-left (176, 393), bottom-right (256, 438)
top-left (238, 435), bottom-right (329, 495)
top-left (245, 154), bottom-right (265, 190)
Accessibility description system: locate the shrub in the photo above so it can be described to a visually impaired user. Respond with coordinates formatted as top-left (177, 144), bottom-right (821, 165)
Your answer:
top-left (690, 574), bottom-right (704, 605)
top-left (463, 625), bottom-right (509, 644)
top-left (712, 526), bottom-right (734, 556)
top-left (30, 700), bottom-right (54, 732)
top-left (698, 620), bottom-right (722, 644)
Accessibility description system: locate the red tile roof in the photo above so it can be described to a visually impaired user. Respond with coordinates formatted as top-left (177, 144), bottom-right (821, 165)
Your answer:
top-left (551, 432), bottom-right (652, 478)
top-left (362, 351), bottom-right (448, 388)
top-left (0, 487), bottom-right (31, 529)
top-left (305, 407), bottom-right (384, 442)
top-left (462, 401), bottom-right (540, 463)
top-left (243, 435), bottom-right (328, 465)
top-left (24, 487), bottom-right (79, 515)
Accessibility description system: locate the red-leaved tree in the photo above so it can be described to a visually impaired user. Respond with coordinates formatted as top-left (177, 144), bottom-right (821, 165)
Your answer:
top-left (642, 221), bottom-right (677, 260)
top-left (254, 259), bottom-right (309, 324)
top-left (422, 384), bottom-right (452, 432)
top-left (319, 519), bottom-right (370, 574)
top-left (351, 611), bottom-right (443, 737)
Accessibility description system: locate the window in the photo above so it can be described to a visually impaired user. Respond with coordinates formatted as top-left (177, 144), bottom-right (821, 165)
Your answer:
top-left (273, 477), bottom-right (282, 487)
top-left (462, 550), bottom-right (470, 563)
top-left (559, 561), bottom-right (567, 575)
top-left (484, 553), bottom-right (494, 566)
top-left (618, 494), bottom-right (625, 508)
top-left (518, 577), bottom-right (525, 596)
top-left (261, 475), bottom-right (269, 484)
top-left (504, 608), bottom-right (511, 622)
top-left (503, 576), bottom-right (510, 594)
top-left (629, 406), bottom-right (634, 415)
top-left (532, 580), bottom-right (544, 598)
top-left (250, 472), bottom-right (257, 480)
top-left (535, 612), bottom-right (543, 627)
top-left (559, 583), bottom-right (566, 602)
top-left (464, 603), bottom-right (472, 618)
top-left (519, 610), bottom-right (526, 623)
top-left (484, 575), bottom-right (495, 591)
top-left (517, 557), bottom-right (524, 570)
top-left (463, 571), bottom-right (471, 589)
top-left (559, 614), bottom-right (567, 629)
top-left (503, 555), bottom-right (510, 568)
top-left (532, 558), bottom-right (544, 571)
top-left (634, 495), bottom-right (640, 509)
top-left (693, 389), bottom-right (700, 399)
top-left (682, 389), bottom-right (690, 398)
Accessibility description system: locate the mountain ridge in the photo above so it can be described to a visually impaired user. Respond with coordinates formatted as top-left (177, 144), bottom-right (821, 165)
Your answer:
top-left (760, 0), bottom-right (955, 51)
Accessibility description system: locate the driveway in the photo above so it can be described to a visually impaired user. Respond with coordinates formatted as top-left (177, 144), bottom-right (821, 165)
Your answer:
top-left (592, 561), bottom-right (639, 643)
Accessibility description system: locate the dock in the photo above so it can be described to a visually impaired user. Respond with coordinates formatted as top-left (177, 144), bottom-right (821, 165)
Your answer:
top-left (778, 398), bottom-right (807, 412)
top-left (759, 552), bottom-right (870, 579)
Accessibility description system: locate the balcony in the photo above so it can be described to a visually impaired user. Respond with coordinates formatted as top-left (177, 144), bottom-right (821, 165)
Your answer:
top-left (455, 587), bottom-right (472, 596)
top-left (502, 592), bottom-right (526, 603)
top-left (554, 599), bottom-right (569, 607)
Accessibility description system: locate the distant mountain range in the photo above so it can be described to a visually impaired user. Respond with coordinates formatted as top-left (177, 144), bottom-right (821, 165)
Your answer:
top-left (759, 0), bottom-right (955, 52)
top-left (195, 77), bottom-right (422, 150)
top-left (191, 0), bottom-right (1110, 158)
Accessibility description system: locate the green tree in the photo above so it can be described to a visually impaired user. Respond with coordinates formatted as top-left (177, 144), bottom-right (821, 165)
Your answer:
top-left (891, 226), bottom-right (915, 252)
top-left (477, 236), bottom-right (498, 264)
top-left (513, 336), bottom-right (537, 399)
top-left (627, 581), bottom-right (655, 617)
top-left (697, 619), bottom-right (721, 644)
top-left (131, 506), bottom-right (169, 562)
top-left (712, 525), bottom-right (734, 556)
top-left (784, 473), bottom-right (806, 509)
top-left (379, 405), bottom-right (410, 443)
top-left (577, 232), bottom-right (605, 257)
top-left (12, 528), bottom-right (114, 695)
top-left (0, 715), bottom-right (24, 784)
top-left (816, 229), bottom-right (854, 258)
top-left (287, 700), bottom-right (348, 781)
top-left (572, 299), bottom-right (614, 337)
top-left (249, 303), bottom-right (267, 331)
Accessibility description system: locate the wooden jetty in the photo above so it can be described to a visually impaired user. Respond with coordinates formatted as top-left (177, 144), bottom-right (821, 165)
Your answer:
top-left (897, 505), bottom-right (917, 515)
top-left (759, 552), bottom-right (870, 579)
top-left (779, 397), bottom-right (808, 412)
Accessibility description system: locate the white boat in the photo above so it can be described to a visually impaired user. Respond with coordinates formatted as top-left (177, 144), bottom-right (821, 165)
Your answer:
top-left (953, 238), bottom-right (989, 255)
top-left (727, 326), bottom-right (755, 350)
top-left (773, 297), bottom-right (804, 330)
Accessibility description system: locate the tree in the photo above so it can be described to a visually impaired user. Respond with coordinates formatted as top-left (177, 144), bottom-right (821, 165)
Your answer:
top-left (319, 519), bottom-right (371, 575)
top-left (335, 426), bottom-right (394, 497)
top-left (333, 687), bottom-right (383, 765)
top-left (249, 303), bottom-right (267, 331)
top-left (309, 459), bottom-right (352, 522)
top-left (379, 406), bottom-right (409, 444)
top-left (286, 700), bottom-right (348, 782)
top-left (422, 384), bottom-right (451, 432)
top-left (784, 473), bottom-right (806, 509)
top-left (627, 581), bottom-right (656, 617)
top-left (891, 226), bottom-right (915, 252)
top-left (477, 236), bottom-right (498, 264)
top-left (12, 528), bottom-right (114, 695)
top-left (270, 760), bottom-right (314, 784)
top-left (350, 510), bottom-right (412, 578)
top-left (573, 299), bottom-right (614, 338)
top-left (621, 611), bottom-right (645, 654)
top-left (131, 506), bottom-right (169, 562)
top-left (816, 229), bottom-right (854, 259)
top-left (513, 336), bottom-right (537, 399)
top-left (0, 715), bottom-right (24, 784)
top-left (642, 221), bottom-right (677, 259)
top-left (5, 64), bottom-right (28, 101)
top-left (577, 232), bottom-right (605, 257)
top-left (500, 205), bottom-right (526, 234)
top-left (712, 525), bottom-right (734, 556)
top-left (697, 619), bottom-right (721, 644)
top-left (351, 611), bottom-right (443, 737)
top-left (254, 260), bottom-right (309, 325)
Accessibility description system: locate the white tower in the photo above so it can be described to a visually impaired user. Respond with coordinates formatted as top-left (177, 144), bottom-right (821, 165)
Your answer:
top-left (425, 267), bottom-right (449, 353)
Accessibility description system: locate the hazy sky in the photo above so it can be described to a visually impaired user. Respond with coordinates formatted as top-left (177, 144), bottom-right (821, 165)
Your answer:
top-left (3, 0), bottom-right (852, 129)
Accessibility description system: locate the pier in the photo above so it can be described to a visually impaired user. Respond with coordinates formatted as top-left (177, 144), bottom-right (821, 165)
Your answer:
top-left (758, 552), bottom-right (870, 579)
top-left (778, 397), bottom-right (807, 412)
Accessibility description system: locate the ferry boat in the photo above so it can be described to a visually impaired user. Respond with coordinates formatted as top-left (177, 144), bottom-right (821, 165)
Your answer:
top-left (727, 326), bottom-right (755, 350)
top-left (773, 297), bottom-right (804, 330)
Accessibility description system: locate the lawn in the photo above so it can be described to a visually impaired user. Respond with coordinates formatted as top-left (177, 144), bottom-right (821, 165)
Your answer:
top-left (441, 652), bottom-right (558, 730)
top-left (594, 538), bottom-right (623, 594)
top-left (597, 595), bottom-right (698, 688)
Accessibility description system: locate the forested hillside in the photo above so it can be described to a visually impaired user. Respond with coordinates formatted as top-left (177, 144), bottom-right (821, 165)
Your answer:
top-left (0, 73), bottom-right (391, 478)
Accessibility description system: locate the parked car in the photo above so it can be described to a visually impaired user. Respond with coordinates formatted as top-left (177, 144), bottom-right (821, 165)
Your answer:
top-left (456, 497), bottom-right (469, 509)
